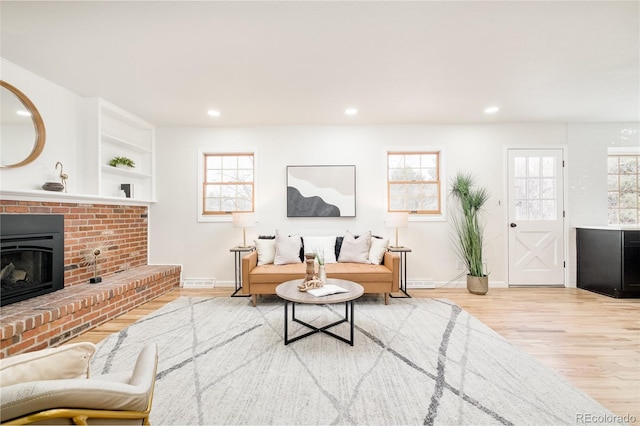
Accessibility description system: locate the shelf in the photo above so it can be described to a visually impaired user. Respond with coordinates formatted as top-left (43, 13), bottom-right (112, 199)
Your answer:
top-left (101, 164), bottom-right (152, 179)
top-left (101, 133), bottom-right (152, 153)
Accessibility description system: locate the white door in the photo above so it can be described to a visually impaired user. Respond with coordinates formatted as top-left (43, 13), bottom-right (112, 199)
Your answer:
top-left (507, 149), bottom-right (565, 286)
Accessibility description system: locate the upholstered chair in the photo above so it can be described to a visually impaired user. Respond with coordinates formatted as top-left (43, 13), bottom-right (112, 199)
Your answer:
top-left (0, 342), bottom-right (158, 425)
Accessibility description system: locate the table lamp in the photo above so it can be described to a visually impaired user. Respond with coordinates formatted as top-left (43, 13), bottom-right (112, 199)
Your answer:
top-left (232, 212), bottom-right (256, 248)
top-left (385, 212), bottom-right (409, 248)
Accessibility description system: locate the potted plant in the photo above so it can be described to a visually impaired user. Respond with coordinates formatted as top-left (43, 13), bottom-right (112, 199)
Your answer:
top-left (109, 156), bottom-right (135, 169)
top-left (450, 172), bottom-right (490, 295)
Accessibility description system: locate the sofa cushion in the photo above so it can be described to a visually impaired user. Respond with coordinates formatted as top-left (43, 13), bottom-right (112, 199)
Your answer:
top-left (255, 238), bottom-right (276, 265)
top-left (302, 236), bottom-right (337, 264)
top-left (369, 236), bottom-right (389, 265)
top-left (249, 262), bottom-right (391, 284)
top-left (327, 262), bottom-right (393, 282)
top-left (274, 230), bottom-right (302, 265)
top-left (338, 231), bottom-right (371, 263)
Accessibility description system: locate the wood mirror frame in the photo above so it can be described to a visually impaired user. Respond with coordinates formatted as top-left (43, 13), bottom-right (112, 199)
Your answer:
top-left (0, 80), bottom-right (46, 168)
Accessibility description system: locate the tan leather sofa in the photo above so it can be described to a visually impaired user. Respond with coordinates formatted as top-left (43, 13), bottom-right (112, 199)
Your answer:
top-left (242, 251), bottom-right (399, 306)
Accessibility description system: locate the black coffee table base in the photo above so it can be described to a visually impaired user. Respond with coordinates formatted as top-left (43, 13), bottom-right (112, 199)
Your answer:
top-left (283, 300), bottom-right (355, 346)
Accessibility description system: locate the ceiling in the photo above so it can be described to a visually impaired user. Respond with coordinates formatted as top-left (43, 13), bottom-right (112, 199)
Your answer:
top-left (1, 1), bottom-right (638, 127)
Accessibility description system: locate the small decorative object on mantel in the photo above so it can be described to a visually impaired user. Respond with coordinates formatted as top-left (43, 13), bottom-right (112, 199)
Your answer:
top-left (120, 183), bottom-right (133, 198)
top-left (55, 161), bottom-right (68, 192)
top-left (42, 182), bottom-right (64, 192)
top-left (109, 156), bottom-right (135, 169)
top-left (42, 161), bottom-right (68, 192)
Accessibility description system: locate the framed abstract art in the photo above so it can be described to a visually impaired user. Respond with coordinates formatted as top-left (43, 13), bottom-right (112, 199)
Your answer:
top-left (286, 165), bottom-right (356, 217)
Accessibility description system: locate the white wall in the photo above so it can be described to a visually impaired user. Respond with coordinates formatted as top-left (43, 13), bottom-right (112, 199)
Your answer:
top-left (0, 59), bottom-right (84, 192)
top-left (567, 122), bottom-right (640, 227)
top-left (151, 124), bottom-right (567, 287)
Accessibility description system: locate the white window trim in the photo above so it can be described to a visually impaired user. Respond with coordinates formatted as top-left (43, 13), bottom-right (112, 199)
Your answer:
top-left (197, 148), bottom-right (259, 223)
top-left (384, 146), bottom-right (447, 222)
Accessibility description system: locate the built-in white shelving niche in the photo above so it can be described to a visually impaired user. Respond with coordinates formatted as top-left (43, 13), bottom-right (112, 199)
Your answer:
top-left (81, 98), bottom-right (156, 202)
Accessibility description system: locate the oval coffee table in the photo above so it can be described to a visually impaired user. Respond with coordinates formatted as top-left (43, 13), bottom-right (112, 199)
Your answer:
top-left (276, 278), bottom-right (364, 346)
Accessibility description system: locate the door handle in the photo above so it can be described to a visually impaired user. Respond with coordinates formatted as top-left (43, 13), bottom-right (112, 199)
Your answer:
top-left (510, 223), bottom-right (517, 228)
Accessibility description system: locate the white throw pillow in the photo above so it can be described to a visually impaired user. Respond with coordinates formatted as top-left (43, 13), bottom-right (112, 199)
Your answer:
top-left (0, 342), bottom-right (96, 386)
top-left (369, 236), bottom-right (389, 265)
top-left (254, 238), bottom-right (276, 265)
top-left (303, 236), bottom-right (337, 264)
top-left (338, 231), bottom-right (372, 264)
top-left (274, 230), bottom-right (302, 265)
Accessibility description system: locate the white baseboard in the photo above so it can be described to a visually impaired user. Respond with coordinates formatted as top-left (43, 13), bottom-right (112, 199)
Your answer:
top-left (212, 281), bottom-right (234, 288)
top-left (431, 280), bottom-right (507, 289)
top-left (182, 278), bottom-right (216, 288)
top-left (407, 280), bottom-right (436, 289)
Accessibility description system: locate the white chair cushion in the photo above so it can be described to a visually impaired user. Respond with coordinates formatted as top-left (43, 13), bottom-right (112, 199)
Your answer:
top-left (0, 342), bottom-right (95, 387)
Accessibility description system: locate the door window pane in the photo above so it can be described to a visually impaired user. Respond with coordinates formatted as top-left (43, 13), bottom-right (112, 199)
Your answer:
top-left (528, 157), bottom-right (540, 177)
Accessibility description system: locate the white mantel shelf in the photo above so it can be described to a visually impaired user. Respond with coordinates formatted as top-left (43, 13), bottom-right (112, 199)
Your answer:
top-left (1, 189), bottom-right (156, 206)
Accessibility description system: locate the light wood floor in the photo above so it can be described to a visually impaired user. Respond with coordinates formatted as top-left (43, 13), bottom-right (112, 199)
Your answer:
top-left (69, 287), bottom-right (640, 420)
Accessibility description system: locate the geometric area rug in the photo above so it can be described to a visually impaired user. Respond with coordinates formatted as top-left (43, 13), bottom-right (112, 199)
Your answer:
top-left (91, 296), bottom-right (619, 425)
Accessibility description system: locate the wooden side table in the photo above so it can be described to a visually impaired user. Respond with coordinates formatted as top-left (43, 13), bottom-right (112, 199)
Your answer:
top-left (229, 246), bottom-right (255, 297)
top-left (388, 246), bottom-right (411, 298)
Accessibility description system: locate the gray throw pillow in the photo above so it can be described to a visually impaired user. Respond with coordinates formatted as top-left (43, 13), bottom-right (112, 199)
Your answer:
top-left (338, 231), bottom-right (371, 263)
top-left (274, 230), bottom-right (302, 265)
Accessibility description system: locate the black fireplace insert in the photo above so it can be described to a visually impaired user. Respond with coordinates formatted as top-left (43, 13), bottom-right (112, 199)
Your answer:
top-left (1, 214), bottom-right (64, 306)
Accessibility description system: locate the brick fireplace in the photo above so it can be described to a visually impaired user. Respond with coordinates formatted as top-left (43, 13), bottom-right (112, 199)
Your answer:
top-left (0, 198), bottom-right (181, 357)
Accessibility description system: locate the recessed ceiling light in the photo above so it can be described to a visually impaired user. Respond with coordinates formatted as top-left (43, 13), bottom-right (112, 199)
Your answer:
top-left (207, 110), bottom-right (220, 117)
top-left (484, 106), bottom-right (499, 114)
top-left (345, 107), bottom-right (358, 116)
top-left (16, 110), bottom-right (31, 117)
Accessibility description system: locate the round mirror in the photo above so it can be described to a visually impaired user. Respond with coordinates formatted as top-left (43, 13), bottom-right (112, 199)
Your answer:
top-left (1, 80), bottom-right (46, 168)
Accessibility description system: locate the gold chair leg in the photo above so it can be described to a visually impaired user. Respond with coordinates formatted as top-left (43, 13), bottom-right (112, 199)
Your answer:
top-left (72, 415), bottom-right (88, 425)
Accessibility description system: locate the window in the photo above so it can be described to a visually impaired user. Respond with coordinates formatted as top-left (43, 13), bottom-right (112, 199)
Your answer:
top-left (387, 151), bottom-right (441, 214)
top-left (608, 154), bottom-right (639, 225)
top-left (202, 153), bottom-right (254, 215)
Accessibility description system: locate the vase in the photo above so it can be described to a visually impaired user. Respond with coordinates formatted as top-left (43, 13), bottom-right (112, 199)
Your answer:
top-left (467, 275), bottom-right (488, 295)
top-left (318, 265), bottom-right (327, 283)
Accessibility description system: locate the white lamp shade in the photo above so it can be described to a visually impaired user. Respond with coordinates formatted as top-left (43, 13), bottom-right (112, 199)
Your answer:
top-left (385, 212), bottom-right (409, 228)
top-left (232, 212), bottom-right (256, 228)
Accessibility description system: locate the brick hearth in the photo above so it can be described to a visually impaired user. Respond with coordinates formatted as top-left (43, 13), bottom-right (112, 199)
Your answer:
top-left (0, 199), bottom-right (181, 357)
top-left (0, 265), bottom-right (180, 358)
